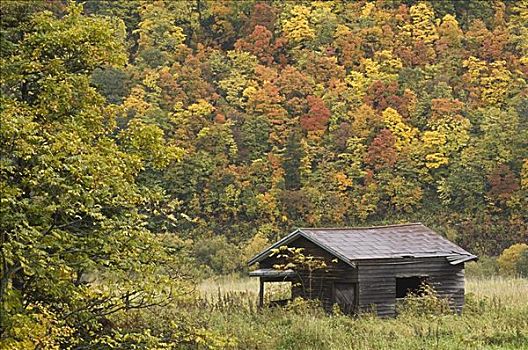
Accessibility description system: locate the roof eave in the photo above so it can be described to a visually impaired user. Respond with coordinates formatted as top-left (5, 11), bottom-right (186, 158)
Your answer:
top-left (248, 268), bottom-right (296, 278)
top-left (298, 229), bottom-right (356, 268)
top-left (247, 228), bottom-right (356, 268)
top-left (446, 254), bottom-right (478, 265)
top-left (247, 229), bottom-right (302, 266)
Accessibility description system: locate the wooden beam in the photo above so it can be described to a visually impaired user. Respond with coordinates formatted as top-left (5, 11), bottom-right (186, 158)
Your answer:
top-left (259, 278), bottom-right (264, 307)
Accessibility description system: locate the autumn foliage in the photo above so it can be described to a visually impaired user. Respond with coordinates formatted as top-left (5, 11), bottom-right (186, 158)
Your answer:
top-left (75, 0), bottom-right (526, 258)
top-left (1, 1), bottom-right (527, 347)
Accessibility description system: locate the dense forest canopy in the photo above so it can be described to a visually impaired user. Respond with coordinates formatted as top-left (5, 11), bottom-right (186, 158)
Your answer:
top-left (0, 0), bottom-right (527, 348)
top-left (79, 0), bottom-right (527, 257)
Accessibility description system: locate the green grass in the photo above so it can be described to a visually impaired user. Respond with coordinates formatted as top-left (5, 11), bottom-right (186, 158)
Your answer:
top-left (191, 276), bottom-right (528, 350)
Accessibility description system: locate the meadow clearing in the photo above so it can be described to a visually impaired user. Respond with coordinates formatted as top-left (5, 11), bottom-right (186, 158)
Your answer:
top-left (194, 274), bottom-right (528, 350)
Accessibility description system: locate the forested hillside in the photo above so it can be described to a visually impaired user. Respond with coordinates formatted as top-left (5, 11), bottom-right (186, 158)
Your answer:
top-left (81, 0), bottom-right (528, 261)
top-left (0, 0), bottom-right (527, 348)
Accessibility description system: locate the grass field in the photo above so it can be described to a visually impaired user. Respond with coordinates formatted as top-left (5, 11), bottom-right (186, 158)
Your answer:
top-left (199, 274), bottom-right (528, 304)
top-left (194, 275), bottom-right (528, 350)
top-left (466, 276), bottom-right (528, 306)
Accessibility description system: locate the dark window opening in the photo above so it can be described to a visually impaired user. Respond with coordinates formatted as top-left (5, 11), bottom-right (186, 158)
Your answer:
top-left (396, 276), bottom-right (427, 298)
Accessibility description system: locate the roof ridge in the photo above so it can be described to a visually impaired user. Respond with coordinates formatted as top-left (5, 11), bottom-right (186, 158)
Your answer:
top-left (299, 222), bottom-right (424, 231)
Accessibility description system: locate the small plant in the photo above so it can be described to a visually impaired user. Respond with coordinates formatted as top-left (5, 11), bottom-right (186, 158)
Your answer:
top-left (270, 245), bottom-right (335, 299)
top-left (270, 246), bottom-right (330, 272)
top-left (285, 297), bottom-right (324, 316)
top-left (397, 283), bottom-right (451, 317)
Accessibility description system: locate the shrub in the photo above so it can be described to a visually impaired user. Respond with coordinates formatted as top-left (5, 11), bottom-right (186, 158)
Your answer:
top-left (516, 250), bottom-right (528, 277)
top-left (465, 255), bottom-right (499, 278)
top-left (497, 243), bottom-right (528, 276)
top-left (397, 283), bottom-right (451, 317)
top-left (105, 306), bottom-right (239, 349)
top-left (285, 297), bottom-right (325, 316)
top-left (193, 236), bottom-right (242, 275)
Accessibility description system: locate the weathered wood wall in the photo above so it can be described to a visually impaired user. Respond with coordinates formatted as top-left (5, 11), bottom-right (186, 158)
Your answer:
top-left (259, 236), bottom-right (358, 312)
top-left (357, 257), bottom-right (465, 317)
top-left (258, 238), bottom-right (466, 317)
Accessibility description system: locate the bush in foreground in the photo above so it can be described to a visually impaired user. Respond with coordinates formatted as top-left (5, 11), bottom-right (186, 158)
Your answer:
top-left (498, 243), bottom-right (528, 276)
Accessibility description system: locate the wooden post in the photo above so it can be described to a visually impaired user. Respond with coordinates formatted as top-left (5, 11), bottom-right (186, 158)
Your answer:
top-left (259, 278), bottom-right (264, 307)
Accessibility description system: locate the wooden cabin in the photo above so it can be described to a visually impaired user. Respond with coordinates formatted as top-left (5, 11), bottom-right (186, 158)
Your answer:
top-left (248, 223), bottom-right (477, 317)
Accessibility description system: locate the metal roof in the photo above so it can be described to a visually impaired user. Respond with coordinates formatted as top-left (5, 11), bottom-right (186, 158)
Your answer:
top-left (248, 223), bottom-right (477, 266)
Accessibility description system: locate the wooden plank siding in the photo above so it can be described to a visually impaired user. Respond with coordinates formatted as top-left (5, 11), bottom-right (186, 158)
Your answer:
top-left (258, 236), bottom-right (358, 312)
top-left (357, 257), bottom-right (465, 317)
top-left (257, 237), bottom-right (466, 317)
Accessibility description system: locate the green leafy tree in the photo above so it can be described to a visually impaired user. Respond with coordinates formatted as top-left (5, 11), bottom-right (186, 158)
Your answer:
top-left (0, 3), bottom-right (188, 347)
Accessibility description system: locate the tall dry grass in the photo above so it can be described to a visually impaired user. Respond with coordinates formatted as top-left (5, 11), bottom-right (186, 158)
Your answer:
top-left (107, 275), bottom-right (528, 349)
top-left (191, 275), bottom-right (528, 350)
top-left (198, 274), bottom-right (291, 304)
top-left (200, 275), bottom-right (528, 305)
top-left (198, 274), bottom-right (259, 296)
top-left (466, 275), bottom-right (528, 306)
